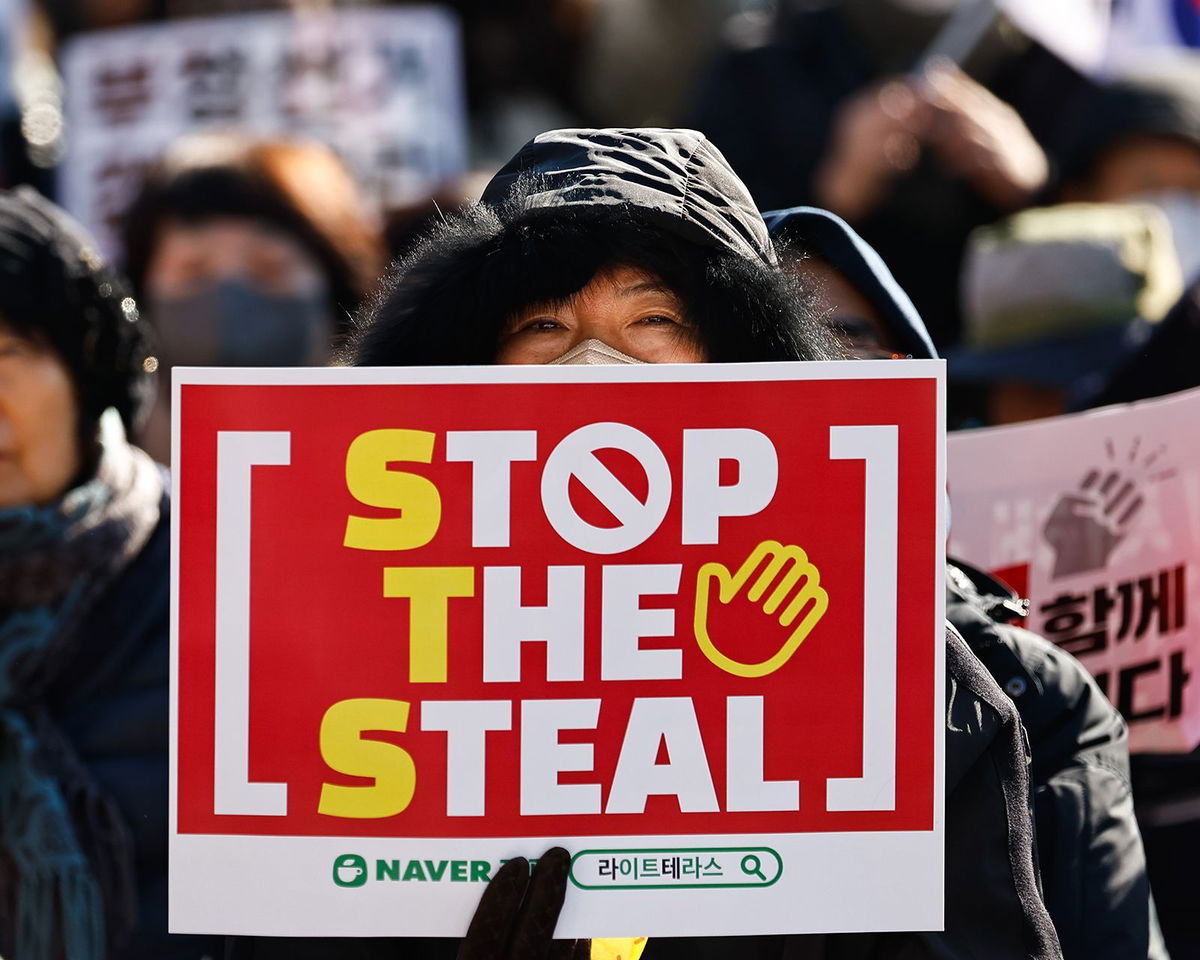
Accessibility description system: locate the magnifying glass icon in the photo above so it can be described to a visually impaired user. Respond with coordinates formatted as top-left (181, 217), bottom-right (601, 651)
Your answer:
top-left (741, 854), bottom-right (767, 881)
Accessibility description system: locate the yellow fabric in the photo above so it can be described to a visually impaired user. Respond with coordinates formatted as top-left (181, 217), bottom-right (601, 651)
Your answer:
top-left (591, 937), bottom-right (648, 960)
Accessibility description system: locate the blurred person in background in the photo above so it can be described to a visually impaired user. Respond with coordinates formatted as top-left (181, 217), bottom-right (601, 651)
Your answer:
top-left (447, 0), bottom-right (591, 166)
top-left (0, 187), bottom-right (221, 959)
top-left (0, 0), bottom-right (64, 196)
top-left (946, 202), bottom-right (1183, 425)
top-left (768, 205), bottom-right (1170, 960)
top-left (762, 205), bottom-right (937, 360)
top-left (936, 192), bottom-right (1200, 957)
top-left (1085, 278), bottom-right (1200, 406)
top-left (972, 53), bottom-right (1200, 413)
top-left (1058, 57), bottom-right (1200, 206)
top-left (1057, 55), bottom-right (1200, 287)
top-left (120, 132), bottom-right (385, 463)
top-left (574, 0), bottom-right (743, 128)
top-left (1052, 64), bottom-right (1200, 953)
top-left (688, 0), bottom-right (1093, 347)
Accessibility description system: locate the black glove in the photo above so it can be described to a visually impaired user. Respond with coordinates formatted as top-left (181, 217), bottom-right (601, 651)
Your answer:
top-left (457, 848), bottom-right (588, 960)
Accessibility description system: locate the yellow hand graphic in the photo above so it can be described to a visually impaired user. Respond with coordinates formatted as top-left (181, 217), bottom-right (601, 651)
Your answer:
top-left (694, 540), bottom-right (829, 678)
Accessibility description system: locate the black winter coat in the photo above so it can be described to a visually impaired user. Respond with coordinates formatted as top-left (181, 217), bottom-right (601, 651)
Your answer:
top-left (945, 560), bottom-right (1167, 960)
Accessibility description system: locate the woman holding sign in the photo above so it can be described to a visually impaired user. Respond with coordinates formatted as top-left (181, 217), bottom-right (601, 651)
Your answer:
top-left (229, 130), bottom-right (1062, 959)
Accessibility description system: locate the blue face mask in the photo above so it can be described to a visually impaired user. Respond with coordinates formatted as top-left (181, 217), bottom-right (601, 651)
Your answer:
top-left (149, 278), bottom-right (333, 368)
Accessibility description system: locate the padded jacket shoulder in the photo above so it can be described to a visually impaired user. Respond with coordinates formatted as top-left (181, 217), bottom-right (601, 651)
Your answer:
top-left (946, 560), bottom-right (1166, 960)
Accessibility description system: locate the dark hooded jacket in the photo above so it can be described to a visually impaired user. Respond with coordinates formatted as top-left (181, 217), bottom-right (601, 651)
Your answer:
top-left (234, 129), bottom-right (1059, 960)
top-left (762, 206), bottom-right (936, 361)
top-left (1082, 281), bottom-right (1200, 409)
top-left (766, 205), bottom-right (1166, 960)
top-left (944, 563), bottom-right (1167, 960)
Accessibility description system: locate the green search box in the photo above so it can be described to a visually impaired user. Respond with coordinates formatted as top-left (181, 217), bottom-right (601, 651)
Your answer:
top-left (571, 846), bottom-right (782, 889)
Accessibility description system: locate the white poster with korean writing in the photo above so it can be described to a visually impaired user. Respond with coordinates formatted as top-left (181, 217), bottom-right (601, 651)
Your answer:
top-left (58, 6), bottom-right (466, 255)
top-left (948, 386), bottom-right (1200, 752)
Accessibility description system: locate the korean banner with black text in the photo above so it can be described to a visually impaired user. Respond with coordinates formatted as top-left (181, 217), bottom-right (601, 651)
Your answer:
top-left (949, 386), bottom-right (1200, 752)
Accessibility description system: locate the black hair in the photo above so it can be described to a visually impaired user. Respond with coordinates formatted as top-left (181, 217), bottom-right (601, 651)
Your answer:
top-left (0, 187), bottom-right (154, 447)
top-left (121, 135), bottom-right (383, 330)
top-left (1058, 62), bottom-right (1200, 188)
top-left (349, 203), bottom-right (841, 366)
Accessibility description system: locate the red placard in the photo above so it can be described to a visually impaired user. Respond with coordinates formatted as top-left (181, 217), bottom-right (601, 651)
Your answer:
top-left (171, 361), bottom-right (945, 939)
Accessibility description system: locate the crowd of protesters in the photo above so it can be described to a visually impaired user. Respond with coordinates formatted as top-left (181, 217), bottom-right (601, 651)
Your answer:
top-left (2, 0), bottom-right (1200, 958)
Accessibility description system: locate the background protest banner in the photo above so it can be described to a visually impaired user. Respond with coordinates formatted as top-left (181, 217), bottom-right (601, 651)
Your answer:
top-left (948, 386), bottom-right (1200, 752)
top-left (59, 6), bottom-right (466, 255)
top-left (170, 361), bottom-right (945, 938)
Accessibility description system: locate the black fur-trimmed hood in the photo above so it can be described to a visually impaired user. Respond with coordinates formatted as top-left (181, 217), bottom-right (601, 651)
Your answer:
top-left (347, 129), bottom-right (839, 367)
top-left (481, 128), bottom-right (776, 265)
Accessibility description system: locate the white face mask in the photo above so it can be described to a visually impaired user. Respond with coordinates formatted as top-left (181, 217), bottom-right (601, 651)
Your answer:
top-left (548, 338), bottom-right (646, 365)
top-left (1132, 190), bottom-right (1200, 288)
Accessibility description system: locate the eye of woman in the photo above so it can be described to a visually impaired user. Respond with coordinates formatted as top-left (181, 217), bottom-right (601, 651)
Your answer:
top-left (519, 317), bottom-right (565, 332)
top-left (636, 313), bottom-right (683, 326)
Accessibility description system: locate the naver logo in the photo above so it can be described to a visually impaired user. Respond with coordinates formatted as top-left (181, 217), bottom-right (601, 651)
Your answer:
top-left (333, 854), bottom-right (368, 888)
top-left (330, 854), bottom-right (498, 887)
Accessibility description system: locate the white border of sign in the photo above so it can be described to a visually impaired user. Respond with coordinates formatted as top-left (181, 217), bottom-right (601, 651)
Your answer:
top-left (169, 359), bottom-right (947, 938)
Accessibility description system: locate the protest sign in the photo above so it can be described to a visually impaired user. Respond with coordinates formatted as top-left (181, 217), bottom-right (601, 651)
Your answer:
top-left (170, 361), bottom-right (945, 938)
top-left (948, 386), bottom-right (1200, 752)
top-left (59, 6), bottom-right (466, 255)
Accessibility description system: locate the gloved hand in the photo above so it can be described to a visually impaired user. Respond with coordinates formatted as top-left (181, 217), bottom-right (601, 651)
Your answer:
top-left (457, 848), bottom-right (588, 960)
